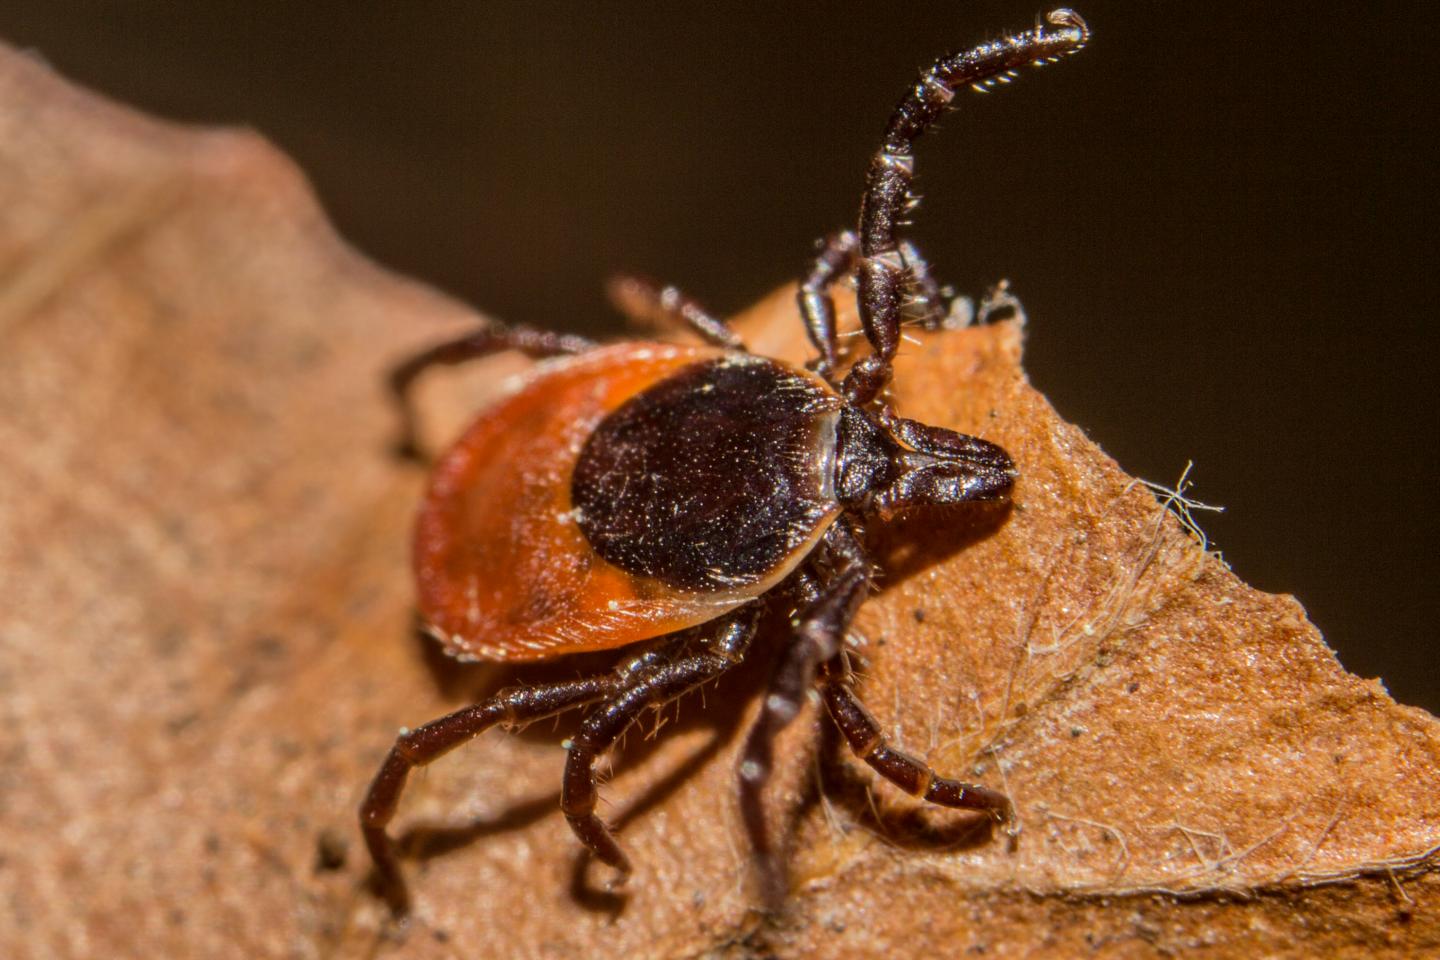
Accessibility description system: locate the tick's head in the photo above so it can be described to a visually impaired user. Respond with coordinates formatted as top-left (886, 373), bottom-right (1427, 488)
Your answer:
top-left (833, 405), bottom-right (1016, 519)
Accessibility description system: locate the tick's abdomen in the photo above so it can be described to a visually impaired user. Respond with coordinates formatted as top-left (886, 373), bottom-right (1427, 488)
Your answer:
top-left (415, 345), bottom-right (842, 661)
top-left (573, 356), bottom-right (841, 591)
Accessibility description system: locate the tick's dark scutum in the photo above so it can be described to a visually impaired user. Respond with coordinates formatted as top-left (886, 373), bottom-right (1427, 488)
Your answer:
top-left (572, 356), bottom-right (842, 591)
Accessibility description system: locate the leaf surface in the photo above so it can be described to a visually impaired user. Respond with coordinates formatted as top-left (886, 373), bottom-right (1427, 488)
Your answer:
top-left (1, 44), bottom-right (1436, 960)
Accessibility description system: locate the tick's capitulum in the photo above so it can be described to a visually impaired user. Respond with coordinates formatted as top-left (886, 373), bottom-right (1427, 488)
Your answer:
top-left (362, 10), bottom-right (1089, 913)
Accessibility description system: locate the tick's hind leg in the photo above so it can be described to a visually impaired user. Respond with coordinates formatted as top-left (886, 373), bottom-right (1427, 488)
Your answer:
top-left (819, 652), bottom-right (1012, 819)
top-left (738, 521), bottom-right (871, 904)
top-left (605, 274), bottom-right (745, 350)
top-left (737, 519), bottom-right (1010, 904)
top-left (561, 605), bottom-right (760, 881)
top-left (360, 641), bottom-right (679, 914)
top-left (389, 322), bottom-right (595, 460)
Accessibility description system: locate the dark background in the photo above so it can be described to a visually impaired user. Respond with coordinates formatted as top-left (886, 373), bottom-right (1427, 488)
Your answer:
top-left (4, 2), bottom-right (1435, 710)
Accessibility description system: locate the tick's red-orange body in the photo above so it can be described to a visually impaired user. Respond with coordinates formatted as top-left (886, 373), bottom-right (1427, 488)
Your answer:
top-left (361, 9), bottom-right (1089, 914)
top-left (416, 344), bottom-right (838, 661)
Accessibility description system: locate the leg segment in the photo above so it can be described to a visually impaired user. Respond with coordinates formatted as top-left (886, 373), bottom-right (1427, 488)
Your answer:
top-left (739, 516), bottom-right (1013, 901)
top-left (388, 322), bottom-right (596, 459)
top-left (739, 521), bottom-right (871, 902)
top-left (605, 274), bottom-right (744, 350)
top-left (845, 9), bottom-right (1089, 405)
top-left (797, 230), bottom-right (859, 381)
top-left (819, 654), bottom-right (1012, 817)
top-left (898, 239), bottom-right (949, 330)
top-left (797, 233), bottom-right (947, 385)
top-left (360, 641), bottom-right (679, 914)
top-left (561, 605), bottom-right (760, 879)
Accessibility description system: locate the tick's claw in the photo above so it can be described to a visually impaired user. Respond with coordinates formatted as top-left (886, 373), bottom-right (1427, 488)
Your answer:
top-left (371, 867), bottom-right (412, 917)
top-left (384, 888), bottom-right (412, 918)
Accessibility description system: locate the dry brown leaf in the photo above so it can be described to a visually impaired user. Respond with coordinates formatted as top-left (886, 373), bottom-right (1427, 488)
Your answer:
top-left (2, 43), bottom-right (1438, 960)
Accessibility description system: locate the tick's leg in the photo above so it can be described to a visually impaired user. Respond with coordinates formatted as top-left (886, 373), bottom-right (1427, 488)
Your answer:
top-left (798, 230), bottom-right (859, 381)
top-left (816, 526), bottom-right (1011, 819)
top-left (845, 9), bottom-right (1089, 405)
top-left (360, 641), bottom-right (678, 914)
top-left (797, 233), bottom-right (946, 384)
top-left (605, 274), bottom-right (745, 350)
top-left (739, 521), bottom-right (871, 904)
top-left (561, 605), bottom-right (760, 881)
top-left (898, 240), bottom-right (949, 330)
top-left (389, 322), bottom-right (596, 460)
top-left (818, 654), bottom-right (1012, 819)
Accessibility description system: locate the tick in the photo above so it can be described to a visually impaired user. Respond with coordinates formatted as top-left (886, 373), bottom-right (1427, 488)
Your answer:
top-left (362, 9), bottom-right (1089, 913)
